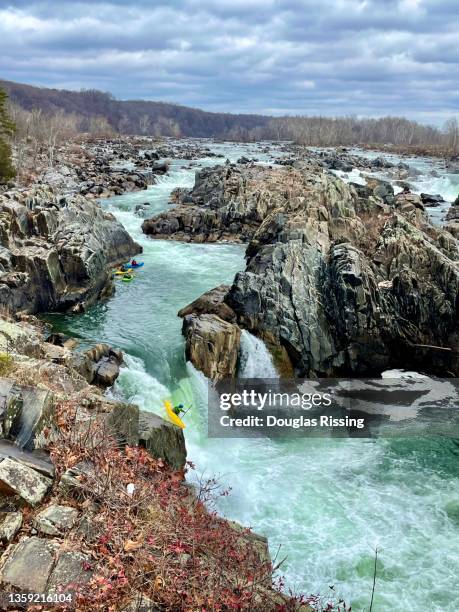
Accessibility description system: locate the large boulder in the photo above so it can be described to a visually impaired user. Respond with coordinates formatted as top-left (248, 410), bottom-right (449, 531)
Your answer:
top-left (0, 378), bottom-right (55, 451)
top-left (138, 411), bottom-right (187, 470)
top-left (0, 185), bottom-right (141, 314)
top-left (84, 343), bottom-right (123, 387)
top-left (182, 314), bottom-right (241, 380)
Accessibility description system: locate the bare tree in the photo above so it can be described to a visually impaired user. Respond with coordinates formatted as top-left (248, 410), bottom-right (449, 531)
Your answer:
top-left (444, 117), bottom-right (459, 155)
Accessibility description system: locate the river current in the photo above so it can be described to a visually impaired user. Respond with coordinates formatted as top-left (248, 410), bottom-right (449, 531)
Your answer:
top-left (47, 142), bottom-right (459, 611)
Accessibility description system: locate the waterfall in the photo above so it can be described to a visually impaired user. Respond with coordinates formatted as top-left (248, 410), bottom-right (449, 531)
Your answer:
top-left (238, 330), bottom-right (279, 378)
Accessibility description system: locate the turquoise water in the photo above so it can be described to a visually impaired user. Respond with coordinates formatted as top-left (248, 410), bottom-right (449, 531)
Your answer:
top-left (46, 145), bottom-right (459, 611)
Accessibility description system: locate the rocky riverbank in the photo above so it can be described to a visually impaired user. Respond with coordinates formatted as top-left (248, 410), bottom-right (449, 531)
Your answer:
top-left (141, 161), bottom-right (459, 378)
top-left (0, 313), bottom-right (304, 610)
top-left (0, 137), bottom-right (311, 610)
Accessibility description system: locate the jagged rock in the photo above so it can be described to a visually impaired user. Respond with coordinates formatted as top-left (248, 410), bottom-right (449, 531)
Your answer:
top-left (33, 505), bottom-right (79, 536)
top-left (104, 400), bottom-right (140, 447)
top-left (85, 343), bottom-right (123, 387)
top-left (178, 285), bottom-right (236, 322)
top-left (138, 411), bottom-right (187, 470)
top-left (0, 457), bottom-right (52, 506)
top-left (142, 164), bottom-right (319, 242)
top-left (0, 536), bottom-right (59, 593)
top-left (45, 332), bottom-right (79, 351)
top-left (171, 164), bottom-right (459, 377)
top-left (0, 185), bottom-right (141, 314)
top-left (366, 177), bottom-right (395, 204)
top-left (182, 314), bottom-right (241, 380)
top-left (0, 318), bottom-right (43, 358)
top-left (420, 193), bottom-right (445, 206)
top-left (0, 511), bottom-right (22, 544)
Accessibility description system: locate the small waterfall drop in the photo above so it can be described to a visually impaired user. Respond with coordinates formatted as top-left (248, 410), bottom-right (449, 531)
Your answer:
top-left (238, 330), bottom-right (279, 378)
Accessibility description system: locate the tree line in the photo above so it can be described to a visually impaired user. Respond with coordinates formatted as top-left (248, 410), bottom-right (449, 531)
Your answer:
top-left (1, 81), bottom-right (458, 184)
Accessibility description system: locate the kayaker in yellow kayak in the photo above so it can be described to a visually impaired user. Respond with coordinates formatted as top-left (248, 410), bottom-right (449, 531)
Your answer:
top-left (164, 400), bottom-right (190, 429)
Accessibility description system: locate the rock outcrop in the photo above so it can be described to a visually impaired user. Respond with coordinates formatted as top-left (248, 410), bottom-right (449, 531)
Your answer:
top-left (0, 185), bottom-right (141, 314)
top-left (142, 163), bottom-right (315, 242)
top-left (170, 164), bottom-right (459, 377)
top-left (182, 313), bottom-right (241, 381)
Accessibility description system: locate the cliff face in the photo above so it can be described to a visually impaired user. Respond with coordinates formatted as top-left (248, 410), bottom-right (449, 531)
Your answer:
top-left (165, 163), bottom-right (459, 378)
top-left (0, 185), bottom-right (141, 314)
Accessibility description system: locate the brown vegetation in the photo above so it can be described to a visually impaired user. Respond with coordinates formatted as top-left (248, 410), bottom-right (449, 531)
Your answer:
top-left (32, 399), bottom-right (307, 611)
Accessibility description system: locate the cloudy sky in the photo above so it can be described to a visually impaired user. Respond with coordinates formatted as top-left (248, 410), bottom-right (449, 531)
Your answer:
top-left (0, 0), bottom-right (458, 123)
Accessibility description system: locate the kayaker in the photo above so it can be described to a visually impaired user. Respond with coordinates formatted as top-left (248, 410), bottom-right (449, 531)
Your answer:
top-left (173, 403), bottom-right (185, 416)
top-left (131, 259), bottom-right (138, 266)
top-left (120, 264), bottom-right (128, 272)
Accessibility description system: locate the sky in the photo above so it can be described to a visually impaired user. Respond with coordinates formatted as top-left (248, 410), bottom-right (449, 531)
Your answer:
top-left (0, 0), bottom-right (458, 123)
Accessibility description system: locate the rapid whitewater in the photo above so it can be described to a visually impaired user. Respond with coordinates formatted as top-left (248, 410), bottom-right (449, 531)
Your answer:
top-left (47, 142), bottom-right (459, 611)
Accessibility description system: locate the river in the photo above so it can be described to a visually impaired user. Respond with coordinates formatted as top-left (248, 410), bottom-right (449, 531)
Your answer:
top-left (45, 142), bottom-right (459, 611)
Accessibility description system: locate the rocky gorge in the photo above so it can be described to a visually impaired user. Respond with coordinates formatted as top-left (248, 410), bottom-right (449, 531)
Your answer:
top-left (0, 137), bottom-right (310, 610)
top-left (142, 160), bottom-right (459, 379)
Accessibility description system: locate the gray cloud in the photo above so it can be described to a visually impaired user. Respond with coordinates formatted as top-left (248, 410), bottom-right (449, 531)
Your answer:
top-left (0, 0), bottom-right (457, 123)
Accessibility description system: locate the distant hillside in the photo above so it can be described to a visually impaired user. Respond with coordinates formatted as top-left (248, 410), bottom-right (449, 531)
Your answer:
top-left (1, 79), bottom-right (448, 148)
top-left (0, 79), bottom-right (271, 138)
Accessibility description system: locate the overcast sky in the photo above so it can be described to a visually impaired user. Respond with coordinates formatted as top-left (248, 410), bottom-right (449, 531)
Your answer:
top-left (0, 0), bottom-right (458, 123)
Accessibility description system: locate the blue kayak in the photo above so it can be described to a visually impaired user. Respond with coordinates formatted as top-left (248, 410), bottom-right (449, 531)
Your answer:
top-left (126, 262), bottom-right (144, 269)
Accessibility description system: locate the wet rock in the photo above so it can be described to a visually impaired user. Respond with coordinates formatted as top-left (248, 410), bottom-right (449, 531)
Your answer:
top-left (151, 161), bottom-right (169, 174)
top-left (0, 457), bottom-right (52, 506)
top-left (323, 157), bottom-right (353, 172)
top-left (420, 193), bottom-right (445, 206)
top-left (138, 411), bottom-right (187, 470)
top-left (33, 505), bottom-right (79, 536)
top-left (366, 177), bottom-right (395, 204)
top-left (0, 511), bottom-right (22, 544)
top-left (182, 313), bottom-right (241, 380)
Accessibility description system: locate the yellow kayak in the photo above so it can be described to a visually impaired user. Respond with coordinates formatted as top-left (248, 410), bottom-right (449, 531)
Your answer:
top-left (164, 400), bottom-right (186, 429)
top-left (114, 269), bottom-right (129, 275)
